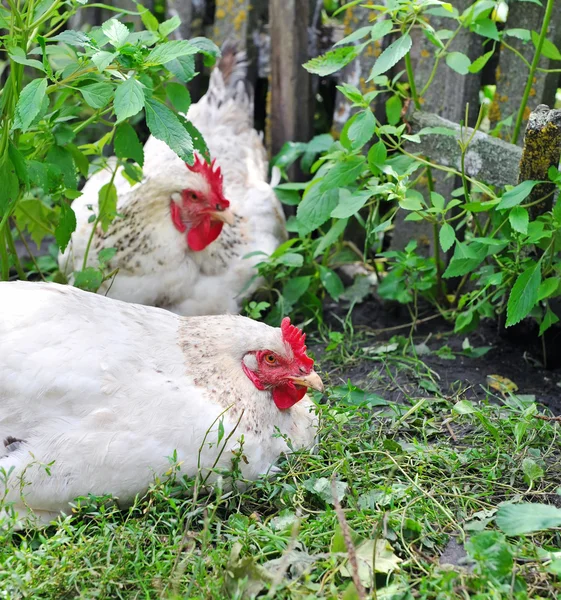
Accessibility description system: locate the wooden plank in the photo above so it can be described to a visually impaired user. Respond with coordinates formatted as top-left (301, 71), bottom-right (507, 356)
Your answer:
top-left (213, 0), bottom-right (252, 47)
top-left (490, 2), bottom-right (561, 144)
top-left (268, 0), bottom-right (314, 162)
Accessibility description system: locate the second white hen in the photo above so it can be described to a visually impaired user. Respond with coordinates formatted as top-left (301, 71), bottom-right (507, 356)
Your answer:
top-left (59, 43), bottom-right (287, 316)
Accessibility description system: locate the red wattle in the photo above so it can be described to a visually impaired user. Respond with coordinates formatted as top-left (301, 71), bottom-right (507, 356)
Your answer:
top-left (272, 383), bottom-right (306, 410)
top-left (187, 217), bottom-right (224, 251)
top-left (170, 202), bottom-right (187, 233)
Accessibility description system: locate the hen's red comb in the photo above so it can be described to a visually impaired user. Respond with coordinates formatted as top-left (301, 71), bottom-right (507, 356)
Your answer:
top-left (185, 154), bottom-right (229, 208)
top-left (281, 317), bottom-right (314, 370)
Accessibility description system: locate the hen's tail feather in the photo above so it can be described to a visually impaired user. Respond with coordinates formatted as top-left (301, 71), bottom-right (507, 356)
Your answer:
top-left (205, 39), bottom-right (253, 115)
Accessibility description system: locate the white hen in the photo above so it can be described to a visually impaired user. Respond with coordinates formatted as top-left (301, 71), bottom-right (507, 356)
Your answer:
top-left (0, 282), bottom-right (321, 528)
top-left (59, 43), bottom-right (287, 316)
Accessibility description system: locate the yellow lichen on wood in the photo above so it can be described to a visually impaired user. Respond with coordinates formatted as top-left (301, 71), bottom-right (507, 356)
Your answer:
top-left (488, 100), bottom-right (501, 123)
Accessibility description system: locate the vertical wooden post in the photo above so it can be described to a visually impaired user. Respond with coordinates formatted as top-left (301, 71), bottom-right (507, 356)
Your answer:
top-left (268, 0), bottom-right (314, 163)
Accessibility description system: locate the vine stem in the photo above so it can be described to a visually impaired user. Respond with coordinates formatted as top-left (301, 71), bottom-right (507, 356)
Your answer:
top-left (511, 0), bottom-right (555, 144)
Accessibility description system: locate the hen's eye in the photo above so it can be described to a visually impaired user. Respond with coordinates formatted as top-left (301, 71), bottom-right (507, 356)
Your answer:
top-left (190, 192), bottom-right (198, 201)
top-left (215, 203), bottom-right (222, 211)
top-left (264, 354), bottom-right (277, 365)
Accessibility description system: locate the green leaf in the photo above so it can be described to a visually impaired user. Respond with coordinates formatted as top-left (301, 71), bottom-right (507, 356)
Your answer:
top-left (319, 156), bottom-right (365, 192)
top-left (114, 77), bottom-right (145, 123)
top-left (331, 189), bottom-right (371, 219)
top-left (166, 54), bottom-right (197, 83)
top-left (539, 306), bottom-right (559, 335)
top-left (468, 49), bottom-right (494, 73)
top-left (145, 40), bottom-right (198, 65)
top-left (532, 30), bottom-right (561, 60)
top-left (166, 82), bottom-right (191, 113)
top-left (496, 503), bottom-right (561, 536)
top-left (187, 37), bottom-right (221, 64)
top-left (297, 181), bottom-right (339, 236)
top-left (0, 157), bottom-right (20, 216)
top-left (98, 182), bottom-right (118, 232)
top-left (55, 202), bottom-right (77, 253)
top-left (472, 18), bottom-right (500, 41)
top-left (341, 109), bottom-right (375, 151)
top-left (334, 25), bottom-right (373, 47)
top-left (14, 198), bottom-right (56, 246)
top-left (504, 28), bottom-right (531, 42)
top-left (282, 276), bottom-right (311, 304)
top-left (8, 47), bottom-right (45, 71)
top-left (8, 142), bottom-right (29, 187)
top-left (385, 94), bottom-right (402, 125)
top-left (522, 457), bottom-right (544, 485)
top-left (497, 180), bottom-right (538, 210)
top-left (136, 3), bottom-right (159, 31)
top-left (114, 122), bottom-right (144, 166)
top-left (98, 247), bottom-right (117, 267)
top-left (15, 78), bottom-right (48, 131)
top-left (465, 531), bottom-right (513, 578)
top-left (445, 51), bottom-right (472, 74)
top-left (439, 223), bottom-right (456, 252)
top-left (158, 15), bottom-right (181, 37)
top-left (368, 141), bottom-right (387, 169)
top-left (145, 98), bottom-right (194, 163)
top-left (92, 50), bottom-right (117, 72)
top-left (101, 18), bottom-right (130, 48)
top-left (537, 277), bottom-right (559, 301)
top-left (319, 265), bottom-right (344, 300)
top-left (369, 34), bottom-right (412, 80)
top-left (181, 119), bottom-right (210, 162)
top-left (79, 83), bottom-right (114, 109)
top-left (506, 262), bottom-right (541, 327)
top-left (46, 146), bottom-right (76, 189)
top-left (50, 30), bottom-right (92, 47)
top-left (508, 206), bottom-right (529, 234)
top-left (314, 218), bottom-right (348, 258)
top-left (74, 267), bottom-right (104, 292)
top-left (303, 46), bottom-right (360, 76)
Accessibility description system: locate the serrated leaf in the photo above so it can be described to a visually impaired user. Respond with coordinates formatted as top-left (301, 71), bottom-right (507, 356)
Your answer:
top-left (50, 30), bottom-right (92, 47)
top-left (509, 206), bottom-right (529, 234)
top-left (532, 30), bottom-right (561, 60)
top-left (114, 122), bottom-right (144, 166)
top-left (522, 457), bottom-right (544, 485)
top-left (136, 3), bottom-right (159, 31)
top-left (496, 503), bottom-right (561, 536)
top-left (74, 267), bottom-right (104, 292)
top-left (145, 40), bottom-right (198, 65)
top-left (319, 156), bottom-right (365, 192)
top-left (0, 157), bottom-right (20, 216)
top-left (303, 46), bottom-right (360, 76)
top-left (539, 306), bottom-right (559, 335)
top-left (537, 278), bottom-right (559, 301)
top-left (341, 109), bottom-right (375, 151)
top-left (497, 180), bottom-right (538, 210)
top-left (79, 83), bottom-right (114, 109)
top-left (334, 25), bottom-right (372, 47)
top-left (297, 181), bottom-right (339, 236)
top-left (98, 182), bottom-right (118, 232)
top-left (187, 37), bottom-right (221, 63)
top-left (98, 247), bottom-right (117, 268)
top-left (303, 477), bottom-right (347, 505)
top-left (145, 98), bottom-right (193, 163)
top-left (282, 276), bottom-right (311, 304)
top-left (446, 51), bottom-right (471, 74)
top-left (369, 34), bottom-right (412, 80)
top-left (331, 189), bottom-right (372, 219)
top-left (46, 145), bottom-right (76, 189)
top-left (101, 18), bottom-right (130, 48)
top-left (468, 49), bottom-right (494, 73)
top-left (166, 82), bottom-right (191, 113)
top-left (181, 118), bottom-right (210, 162)
top-left (504, 28), bottom-right (531, 42)
top-left (506, 262), bottom-right (541, 327)
top-left (158, 15), bottom-right (181, 38)
top-left (166, 54), bottom-right (196, 83)
top-left (439, 223), bottom-right (456, 252)
top-left (114, 77), bottom-right (145, 122)
top-left (8, 47), bottom-right (45, 71)
top-left (14, 198), bottom-right (56, 246)
top-left (314, 218), bottom-right (348, 258)
top-left (92, 50), bottom-right (117, 72)
top-left (8, 142), bottom-right (29, 187)
top-left (55, 201), bottom-right (76, 253)
top-left (15, 78), bottom-right (47, 131)
top-left (319, 265), bottom-right (344, 300)
top-left (385, 94), bottom-right (402, 125)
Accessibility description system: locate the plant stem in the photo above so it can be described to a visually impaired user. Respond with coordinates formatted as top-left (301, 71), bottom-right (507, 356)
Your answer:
top-left (511, 0), bottom-right (555, 144)
top-left (0, 227), bottom-right (9, 280)
top-left (5, 224), bottom-right (26, 280)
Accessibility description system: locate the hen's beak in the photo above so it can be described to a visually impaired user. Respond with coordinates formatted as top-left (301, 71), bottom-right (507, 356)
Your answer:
top-left (289, 371), bottom-right (324, 393)
top-left (210, 207), bottom-right (235, 225)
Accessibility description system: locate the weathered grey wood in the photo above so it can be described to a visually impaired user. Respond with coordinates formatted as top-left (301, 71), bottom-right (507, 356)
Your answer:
top-left (391, 0), bottom-right (483, 256)
top-left (518, 104), bottom-right (561, 220)
top-left (332, 6), bottom-right (388, 134)
top-left (268, 0), bottom-right (314, 162)
top-left (408, 110), bottom-right (523, 188)
top-left (490, 2), bottom-right (561, 144)
top-left (213, 0), bottom-right (251, 47)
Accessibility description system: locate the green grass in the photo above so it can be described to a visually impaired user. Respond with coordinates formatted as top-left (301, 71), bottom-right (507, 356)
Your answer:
top-left (2, 341), bottom-right (561, 599)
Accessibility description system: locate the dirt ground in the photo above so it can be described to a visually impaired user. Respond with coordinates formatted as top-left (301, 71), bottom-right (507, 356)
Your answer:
top-left (317, 295), bottom-right (561, 415)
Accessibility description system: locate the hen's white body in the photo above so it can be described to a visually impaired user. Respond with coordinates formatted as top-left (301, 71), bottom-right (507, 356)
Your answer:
top-left (0, 282), bottom-right (317, 527)
top-left (59, 48), bottom-right (286, 316)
